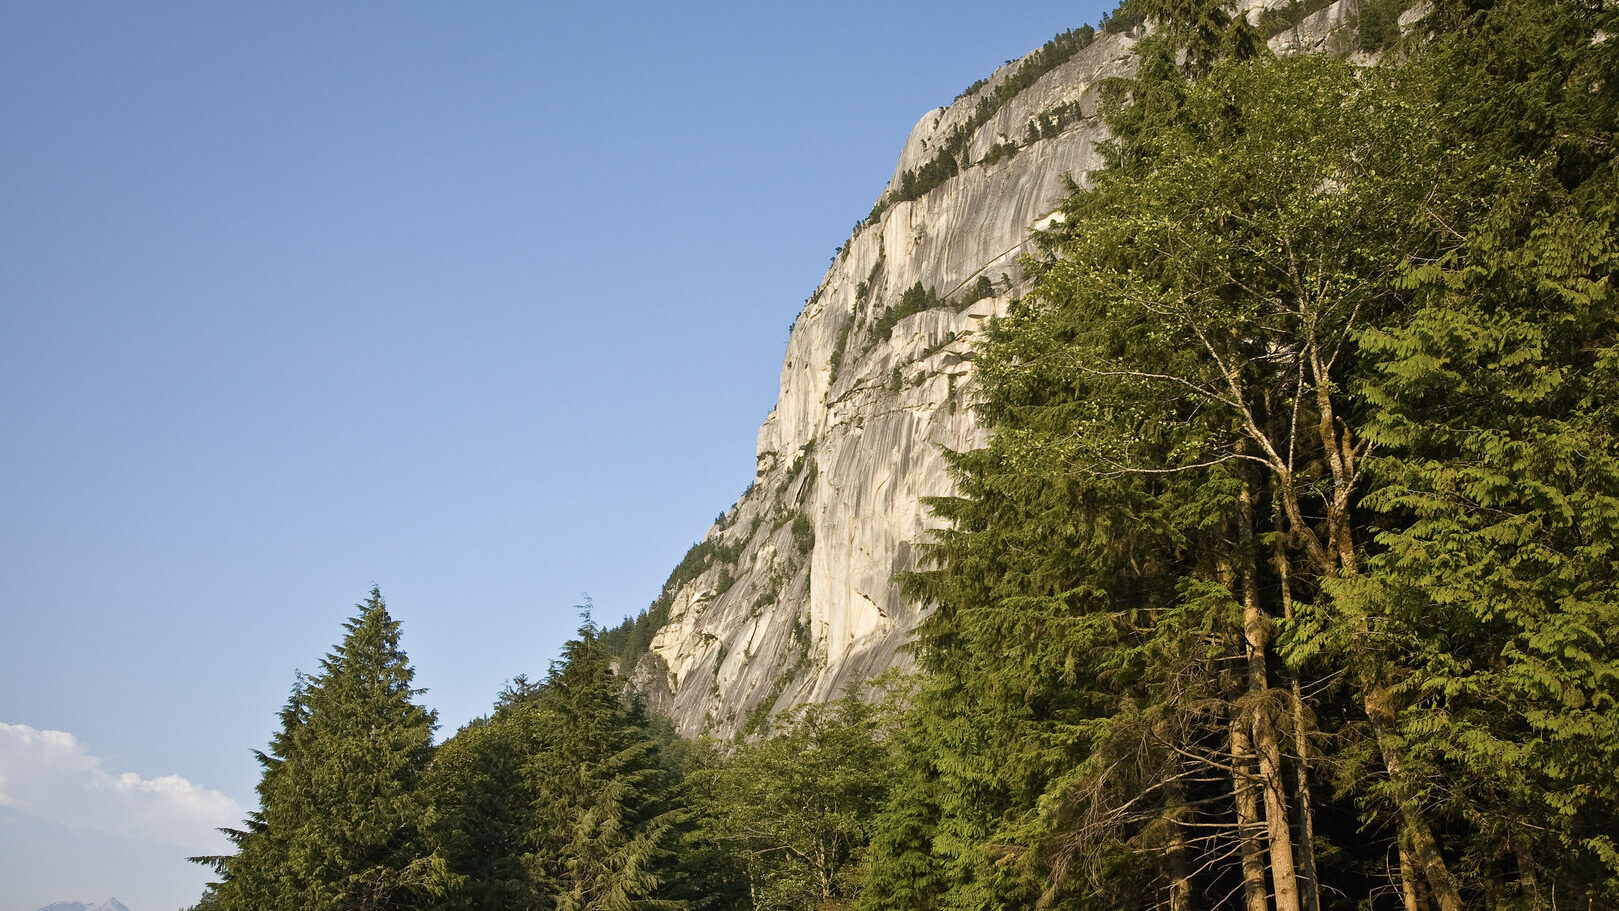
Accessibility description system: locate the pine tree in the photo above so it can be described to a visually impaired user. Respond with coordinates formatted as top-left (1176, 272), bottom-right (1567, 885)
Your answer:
top-left (210, 588), bottom-right (448, 911)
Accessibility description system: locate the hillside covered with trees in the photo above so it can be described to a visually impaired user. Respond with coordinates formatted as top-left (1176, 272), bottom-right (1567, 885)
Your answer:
top-left (192, 0), bottom-right (1618, 908)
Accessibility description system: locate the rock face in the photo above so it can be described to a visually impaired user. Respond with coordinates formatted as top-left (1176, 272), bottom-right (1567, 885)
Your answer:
top-left (630, 28), bottom-right (1141, 737)
top-left (635, 2), bottom-right (1368, 737)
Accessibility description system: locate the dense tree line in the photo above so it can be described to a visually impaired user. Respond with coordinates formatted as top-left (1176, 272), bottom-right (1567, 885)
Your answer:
top-left (865, 0), bottom-right (1619, 907)
top-left (191, 592), bottom-right (896, 911)
top-left (193, 1), bottom-right (1617, 909)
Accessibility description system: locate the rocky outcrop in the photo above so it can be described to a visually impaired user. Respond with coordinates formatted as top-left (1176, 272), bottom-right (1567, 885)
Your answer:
top-left (635, 0), bottom-right (1384, 737)
top-left (633, 29), bottom-right (1141, 737)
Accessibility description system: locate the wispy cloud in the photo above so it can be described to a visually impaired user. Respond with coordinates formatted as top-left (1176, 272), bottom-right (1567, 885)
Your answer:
top-left (0, 723), bottom-right (242, 850)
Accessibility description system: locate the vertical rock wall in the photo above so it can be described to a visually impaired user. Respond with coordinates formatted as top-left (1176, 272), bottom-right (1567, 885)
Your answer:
top-left (633, 30), bottom-right (1141, 736)
top-left (636, 0), bottom-right (1365, 736)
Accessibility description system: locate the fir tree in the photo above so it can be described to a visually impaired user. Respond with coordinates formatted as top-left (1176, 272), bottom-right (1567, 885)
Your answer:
top-left (209, 588), bottom-right (448, 911)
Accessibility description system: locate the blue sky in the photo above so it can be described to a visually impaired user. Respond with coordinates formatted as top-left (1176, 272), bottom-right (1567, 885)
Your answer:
top-left (0, 2), bottom-right (1110, 908)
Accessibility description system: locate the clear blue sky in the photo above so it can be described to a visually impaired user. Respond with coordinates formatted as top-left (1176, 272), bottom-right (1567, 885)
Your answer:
top-left (0, 3), bottom-right (1110, 909)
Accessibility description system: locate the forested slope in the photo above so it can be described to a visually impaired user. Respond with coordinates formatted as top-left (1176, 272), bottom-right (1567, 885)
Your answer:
top-left (197, 1), bottom-right (1619, 909)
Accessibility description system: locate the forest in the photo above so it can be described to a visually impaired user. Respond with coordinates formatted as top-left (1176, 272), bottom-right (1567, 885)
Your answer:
top-left (192, 0), bottom-right (1618, 908)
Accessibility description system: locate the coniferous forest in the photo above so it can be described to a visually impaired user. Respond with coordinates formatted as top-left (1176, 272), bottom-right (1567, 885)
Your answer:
top-left (193, 0), bottom-right (1618, 908)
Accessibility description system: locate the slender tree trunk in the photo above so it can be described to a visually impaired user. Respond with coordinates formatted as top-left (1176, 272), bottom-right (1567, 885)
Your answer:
top-left (1393, 750), bottom-right (1463, 911)
top-left (1274, 546), bottom-right (1320, 911)
top-left (1357, 681), bottom-right (1461, 911)
top-left (1236, 479), bottom-right (1301, 911)
top-left (1400, 834), bottom-right (1424, 911)
top-left (818, 841), bottom-right (834, 902)
top-left (1231, 715), bottom-right (1271, 911)
top-left (1219, 555), bottom-right (1271, 911)
top-left (1510, 830), bottom-right (1544, 911)
top-left (1172, 796), bottom-right (1198, 911)
top-left (1254, 721), bottom-right (1300, 911)
top-left (1167, 782), bottom-right (1194, 911)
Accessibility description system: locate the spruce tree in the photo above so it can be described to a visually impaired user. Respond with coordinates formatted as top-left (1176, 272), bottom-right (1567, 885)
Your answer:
top-left (211, 588), bottom-right (448, 911)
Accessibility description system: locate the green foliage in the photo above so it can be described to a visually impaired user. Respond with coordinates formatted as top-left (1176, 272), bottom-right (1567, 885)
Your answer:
top-left (1344, 0), bottom-right (1619, 888)
top-left (993, 27), bottom-right (1097, 105)
top-left (1026, 101), bottom-right (1085, 143)
top-left (429, 622), bottom-right (693, 911)
top-left (954, 77), bottom-right (989, 102)
top-left (209, 588), bottom-right (448, 911)
top-left (956, 275), bottom-right (995, 310)
top-left (790, 514), bottom-right (814, 556)
top-left (881, 26), bottom-right (1102, 211)
top-left (828, 317), bottom-right (855, 384)
top-left (865, 2), bottom-right (1619, 909)
top-left (1100, 0), bottom-right (1146, 34)
top-left (690, 695), bottom-right (900, 911)
top-left (979, 139), bottom-right (1018, 166)
top-left (863, 195), bottom-right (892, 228)
top-left (1254, 0), bottom-right (1337, 38)
top-left (1128, 0), bottom-right (1258, 74)
top-left (866, 283), bottom-right (945, 351)
top-left (1355, 0), bottom-right (1412, 53)
top-left (786, 440), bottom-right (815, 479)
top-left (603, 537), bottom-right (743, 674)
top-left (920, 333), bottom-right (960, 359)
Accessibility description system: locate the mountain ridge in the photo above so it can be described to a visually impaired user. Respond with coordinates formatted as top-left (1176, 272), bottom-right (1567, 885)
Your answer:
top-left (35, 899), bottom-right (134, 911)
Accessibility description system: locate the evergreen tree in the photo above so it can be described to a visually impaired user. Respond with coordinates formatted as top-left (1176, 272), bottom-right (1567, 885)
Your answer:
top-left (529, 624), bottom-right (687, 911)
top-left (429, 617), bottom-right (689, 911)
top-left (866, 0), bottom-right (1619, 907)
top-left (1347, 0), bottom-right (1619, 899)
top-left (210, 588), bottom-right (448, 911)
top-left (424, 702), bottom-right (549, 911)
top-left (690, 693), bottom-right (897, 911)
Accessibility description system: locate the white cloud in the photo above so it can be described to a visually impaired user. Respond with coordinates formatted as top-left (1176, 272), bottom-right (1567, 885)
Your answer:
top-left (0, 722), bottom-right (242, 851)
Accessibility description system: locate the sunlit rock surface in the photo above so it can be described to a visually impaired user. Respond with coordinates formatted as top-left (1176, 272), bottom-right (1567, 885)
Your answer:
top-left (637, 0), bottom-right (1382, 736)
top-left (633, 31), bottom-right (1140, 737)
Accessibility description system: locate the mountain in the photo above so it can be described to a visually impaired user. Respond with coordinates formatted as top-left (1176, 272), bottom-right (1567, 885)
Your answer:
top-left (618, 0), bottom-right (1406, 737)
top-left (35, 900), bottom-right (133, 911)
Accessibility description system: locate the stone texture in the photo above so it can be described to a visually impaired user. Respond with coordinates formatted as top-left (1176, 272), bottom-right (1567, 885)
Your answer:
top-left (635, 2), bottom-right (1395, 737)
top-left (634, 30), bottom-right (1139, 737)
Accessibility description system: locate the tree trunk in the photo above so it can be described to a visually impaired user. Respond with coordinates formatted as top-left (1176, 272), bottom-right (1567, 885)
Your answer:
top-left (1237, 479), bottom-right (1301, 911)
top-left (1167, 793), bottom-right (1194, 911)
top-left (1273, 539), bottom-right (1321, 911)
top-left (1276, 363), bottom-right (1464, 911)
top-left (1399, 835), bottom-right (1424, 911)
top-left (1231, 715), bottom-right (1271, 911)
top-left (1172, 812), bottom-right (1198, 911)
top-left (1391, 745), bottom-right (1462, 911)
top-left (1510, 830), bottom-right (1544, 911)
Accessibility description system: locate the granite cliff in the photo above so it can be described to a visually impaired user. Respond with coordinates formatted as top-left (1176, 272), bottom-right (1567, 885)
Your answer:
top-left (628, 1), bottom-right (1385, 736)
